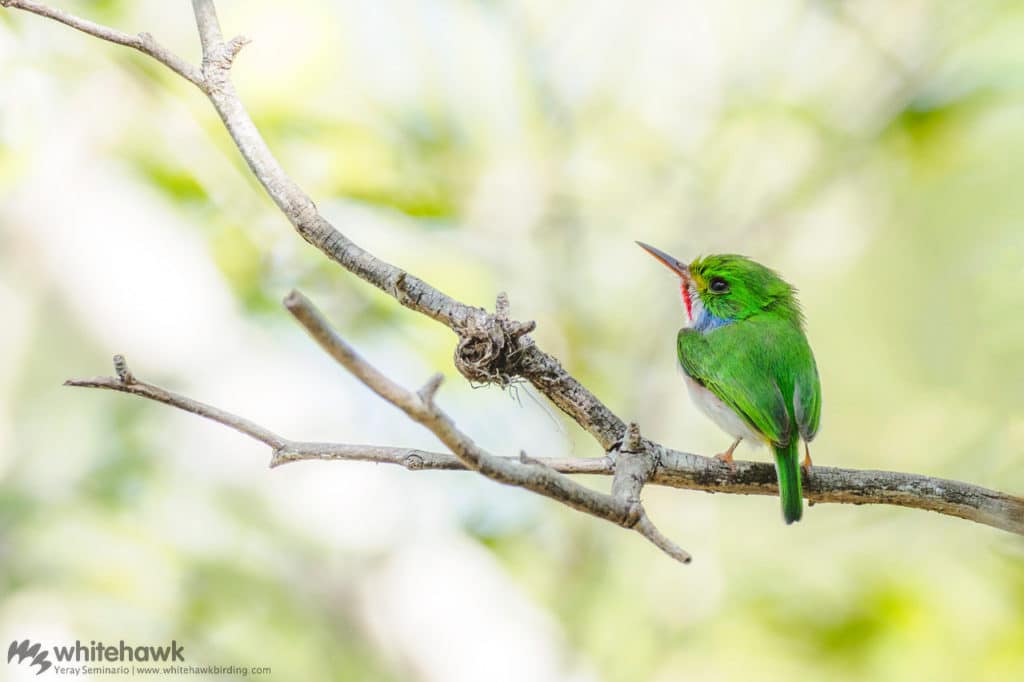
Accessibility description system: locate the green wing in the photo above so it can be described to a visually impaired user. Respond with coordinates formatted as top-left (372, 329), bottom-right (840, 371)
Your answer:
top-left (677, 317), bottom-right (819, 447)
top-left (793, 353), bottom-right (822, 442)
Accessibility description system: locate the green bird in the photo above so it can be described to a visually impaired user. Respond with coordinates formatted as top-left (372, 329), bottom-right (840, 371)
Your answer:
top-left (638, 242), bottom-right (821, 524)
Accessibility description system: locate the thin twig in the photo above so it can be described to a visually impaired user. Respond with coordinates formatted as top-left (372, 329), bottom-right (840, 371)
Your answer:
top-left (63, 368), bottom-right (609, 474)
top-left (0, 0), bottom-right (204, 86)
top-left (64, 374), bottom-right (285, 450)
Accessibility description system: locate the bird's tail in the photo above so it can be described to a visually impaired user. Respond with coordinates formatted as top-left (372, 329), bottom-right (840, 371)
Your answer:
top-left (772, 440), bottom-right (803, 524)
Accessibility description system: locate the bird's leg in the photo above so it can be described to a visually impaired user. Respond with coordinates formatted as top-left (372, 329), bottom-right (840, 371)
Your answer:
top-left (802, 442), bottom-right (813, 473)
top-left (715, 437), bottom-right (741, 471)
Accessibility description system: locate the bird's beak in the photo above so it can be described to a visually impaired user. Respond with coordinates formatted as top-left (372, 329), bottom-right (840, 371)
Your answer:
top-left (636, 241), bottom-right (689, 279)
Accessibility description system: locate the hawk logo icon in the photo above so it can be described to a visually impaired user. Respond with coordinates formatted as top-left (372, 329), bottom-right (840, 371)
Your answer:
top-left (7, 640), bottom-right (52, 675)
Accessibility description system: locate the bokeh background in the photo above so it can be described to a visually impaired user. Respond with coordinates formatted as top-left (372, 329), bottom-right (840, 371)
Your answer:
top-left (2, 1), bottom-right (1023, 680)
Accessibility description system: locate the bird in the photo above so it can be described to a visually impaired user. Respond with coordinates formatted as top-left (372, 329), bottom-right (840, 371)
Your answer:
top-left (637, 242), bottom-right (821, 524)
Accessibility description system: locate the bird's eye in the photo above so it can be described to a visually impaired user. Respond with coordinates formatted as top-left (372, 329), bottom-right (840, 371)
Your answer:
top-left (709, 277), bottom-right (729, 293)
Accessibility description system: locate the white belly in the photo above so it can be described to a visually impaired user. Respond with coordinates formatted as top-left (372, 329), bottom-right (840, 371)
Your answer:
top-left (681, 373), bottom-right (767, 446)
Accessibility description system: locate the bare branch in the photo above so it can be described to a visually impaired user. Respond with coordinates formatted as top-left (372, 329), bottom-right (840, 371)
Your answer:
top-left (66, 344), bottom-right (690, 564)
top-left (282, 442), bottom-right (1024, 540)
top-left (64, 354), bottom-right (1024, 540)
top-left (653, 450), bottom-right (1024, 536)
top-left (63, 356), bottom-right (608, 476)
top-left (603, 421), bottom-right (683, 559)
top-left (10, 1), bottom-right (1022, 552)
top-left (282, 290), bottom-right (416, 413)
top-left (283, 290), bottom-right (690, 562)
top-left (187, 0), bottom-right (624, 447)
top-left (634, 516), bottom-right (692, 565)
top-left (274, 444), bottom-right (610, 476)
top-left (417, 373), bottom-right (444, 406)
top-left (3, 0), bottom-right (623, 447)
top-left (65, 356), bottom-right (286, 451)
top-left (0, 0), bottom-right (203, 86)
top-left (611, 422), bottom-right (654, 504)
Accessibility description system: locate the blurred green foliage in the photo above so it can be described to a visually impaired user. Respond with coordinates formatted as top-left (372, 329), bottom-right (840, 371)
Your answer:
top-left (1, 1), bottom-right (1023, 681)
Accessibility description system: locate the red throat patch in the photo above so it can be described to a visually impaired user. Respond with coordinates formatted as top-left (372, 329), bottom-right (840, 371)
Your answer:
top-left (679, 281), bottom-right (692, 320)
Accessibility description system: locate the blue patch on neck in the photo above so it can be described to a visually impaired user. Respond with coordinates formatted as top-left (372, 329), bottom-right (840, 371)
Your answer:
top-left (693, 308), bottom-right (731, 333)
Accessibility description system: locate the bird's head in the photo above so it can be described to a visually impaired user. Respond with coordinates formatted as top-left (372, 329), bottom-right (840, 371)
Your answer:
top-left (637, 242), bottom-right (802, 331)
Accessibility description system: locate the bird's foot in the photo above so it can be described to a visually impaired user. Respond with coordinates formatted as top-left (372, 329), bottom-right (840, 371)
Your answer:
top-left (714, 437), bottom-right (742, 472)
top-left (802, 443), bottom-right (813, 475)
top-left (713, 451), bottom-right (736, 472)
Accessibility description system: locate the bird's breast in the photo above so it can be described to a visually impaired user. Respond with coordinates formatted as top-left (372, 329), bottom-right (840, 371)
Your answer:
top-left (680, 371), bottom-right (767, 445)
